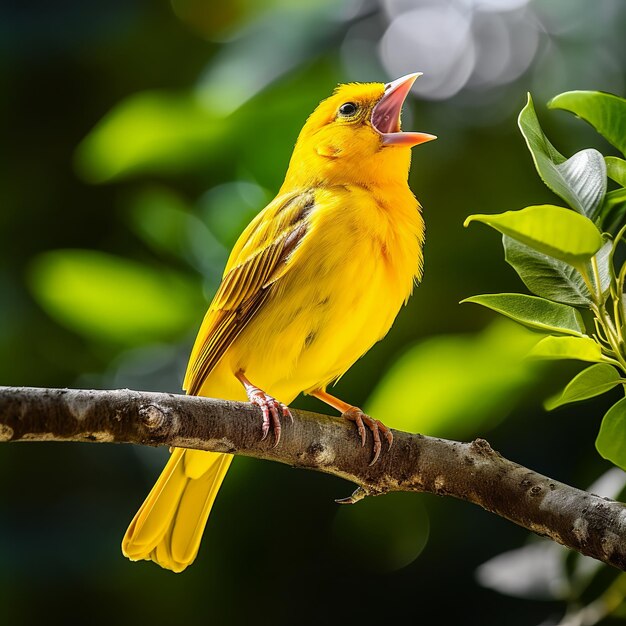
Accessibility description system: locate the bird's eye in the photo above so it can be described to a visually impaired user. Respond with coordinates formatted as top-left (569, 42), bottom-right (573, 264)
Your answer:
top-left (338, 102), bottom-right (358, 117)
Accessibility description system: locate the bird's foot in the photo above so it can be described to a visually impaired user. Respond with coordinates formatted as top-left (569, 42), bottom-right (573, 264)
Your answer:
top-left (243, 392), bottom-right (291, 448)
top-left (236, 371), bottom-right (292, 446)
top-left (342, 407), bottom-right (393, 466)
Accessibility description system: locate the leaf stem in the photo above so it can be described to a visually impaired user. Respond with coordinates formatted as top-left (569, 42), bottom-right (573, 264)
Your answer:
top-left (579, 265), bottom-right (598, 303)
top-left (581, 263), bottom-right (626, 373)
top-left (595, 307), bottom-right (626, 372)
top-left (601, 355), bottom-right (623, 367)
top-left (592, 253), bottom-right (626, 347)
top-left (617, 263), bottom-right (626, 340)
top-left (609, 224), bottom-right (626, 299)
top-left (613, 291), bottom-right (625, 346)
top-left (593, 318), bottom-right (612, 349)
top-left (591, 255), bottom-right (604, 302)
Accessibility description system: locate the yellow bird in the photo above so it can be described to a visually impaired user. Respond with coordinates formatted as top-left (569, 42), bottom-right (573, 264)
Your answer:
top-left (122, 73), bottom-right (435, 572)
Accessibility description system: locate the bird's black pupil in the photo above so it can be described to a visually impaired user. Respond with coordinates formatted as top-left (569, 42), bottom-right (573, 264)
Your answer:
top-left (339, 102), bottom-right (357, 116)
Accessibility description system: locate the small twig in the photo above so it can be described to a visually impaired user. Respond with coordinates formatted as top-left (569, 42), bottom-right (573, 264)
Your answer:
top-left (335, 486), bottom-right (370, 504)
top-left (1, 386), bottom-right (626, 570)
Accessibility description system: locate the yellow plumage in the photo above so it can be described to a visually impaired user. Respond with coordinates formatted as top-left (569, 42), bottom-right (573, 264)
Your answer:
top-left (123, 449), bottom-right (231, 572)
top-left (122, 75), bottom-right (434, 572)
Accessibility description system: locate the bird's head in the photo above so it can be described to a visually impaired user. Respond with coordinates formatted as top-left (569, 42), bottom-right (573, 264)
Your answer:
top-left (283, 73), bottom-right (436, 188)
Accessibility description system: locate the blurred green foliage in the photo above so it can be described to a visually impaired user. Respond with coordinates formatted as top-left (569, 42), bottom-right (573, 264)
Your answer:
top-left (76, 92), bottom-right (224, 183)
top-left (3, 1), bottom-right (626, 625)
top-left (366, 320), bottom-right (543, 438)
top-left (29, 249), bottom-right (202, 344)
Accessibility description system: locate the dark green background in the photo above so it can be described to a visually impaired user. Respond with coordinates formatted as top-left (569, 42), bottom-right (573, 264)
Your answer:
top-left (2, 1), bottom-right (626, 624)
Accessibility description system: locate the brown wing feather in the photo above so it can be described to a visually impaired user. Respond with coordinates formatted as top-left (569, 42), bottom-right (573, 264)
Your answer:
top-left (183, 191), bottom-right (314, 395)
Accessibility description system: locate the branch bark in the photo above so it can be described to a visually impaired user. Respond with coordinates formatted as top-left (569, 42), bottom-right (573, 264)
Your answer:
top-left (1, 385), bottom-right (626, 570)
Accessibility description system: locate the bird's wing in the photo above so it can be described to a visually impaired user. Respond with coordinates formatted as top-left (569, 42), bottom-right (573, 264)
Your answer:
top-left (183, 189), bottom-right (316, 395)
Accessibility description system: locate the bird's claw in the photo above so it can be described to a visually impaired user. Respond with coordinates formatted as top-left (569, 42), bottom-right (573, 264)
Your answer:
top-left (248, 390), bottom-right (292, 447)
top-left (342, 407), bottom-right (393, 465)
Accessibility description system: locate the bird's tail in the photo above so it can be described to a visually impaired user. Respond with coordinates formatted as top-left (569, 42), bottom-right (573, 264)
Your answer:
top-left (122, 448), bottom-right (233, 573)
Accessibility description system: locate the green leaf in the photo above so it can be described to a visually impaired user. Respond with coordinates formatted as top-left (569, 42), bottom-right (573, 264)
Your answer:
top-left (504, 236), bottom-right (591, 306)
top-left (365, 320), bottom-right (545, 438)
top-left (601, 188), bottom-right (626, 224)
top-left (549, 91), bottom-right (626, 157)
top-left (590, 240), bottom-right (612, 302)
top-left (606, 157), bottom-right (626, 187)
top-left (465, 205), bottom-right (603, 267)
top-left (461, 293), bottom-right (585, 336)
top-left (596, 397), bottom-right (626, 471)
top-left (555, 150), bottom-right (607, 219)
top-left (528, 335), bottom-right (603, 363)
top-left (28, 249), bottom-right (203, 344)
top-left (518, 95), bottom-right (606, 218)
top-left (74, 92), bottom-right (228, 183)
top-left (545, 363), bottom-right (623, 410)
top-left (504, 236), bottom-right (609, 306)
top-left (606, 188), bottom-right (626, 207)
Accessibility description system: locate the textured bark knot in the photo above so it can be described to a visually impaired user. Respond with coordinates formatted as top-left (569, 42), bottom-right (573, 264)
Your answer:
top-left (305, 441), bottom-right (335, 465)
top-left (307, 441), bottom-right (324, 456)
top-left (470, 438), bottom-right (496, 456)
top-left (434, 475), bottom-right (447, 494)
top-left (139, 404), bottom-right (168, 433)
top-left (572, 518), bottom-right (589, 544)
top-left (0, 424), bottom-right (14, 441)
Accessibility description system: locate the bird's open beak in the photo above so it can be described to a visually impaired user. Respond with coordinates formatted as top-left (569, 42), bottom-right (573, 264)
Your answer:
top-left (372, 73), bottom-right (437, 147)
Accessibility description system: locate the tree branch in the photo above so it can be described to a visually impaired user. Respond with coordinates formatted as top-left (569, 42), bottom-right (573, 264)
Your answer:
top-left (2, 385), bottom-right (626, 570)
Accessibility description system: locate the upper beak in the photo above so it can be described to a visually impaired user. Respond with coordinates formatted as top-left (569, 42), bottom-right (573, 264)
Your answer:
top-left (372, 73), bottom-right (437, 147)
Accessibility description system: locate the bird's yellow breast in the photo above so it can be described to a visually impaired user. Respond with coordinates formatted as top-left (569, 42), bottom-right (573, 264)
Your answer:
top-left (198, 183), bottom-right (423, 403)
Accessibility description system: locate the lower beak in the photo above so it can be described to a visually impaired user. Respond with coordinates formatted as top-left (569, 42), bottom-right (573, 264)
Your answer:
top-left (372, 73), bottom-right (437, 148)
